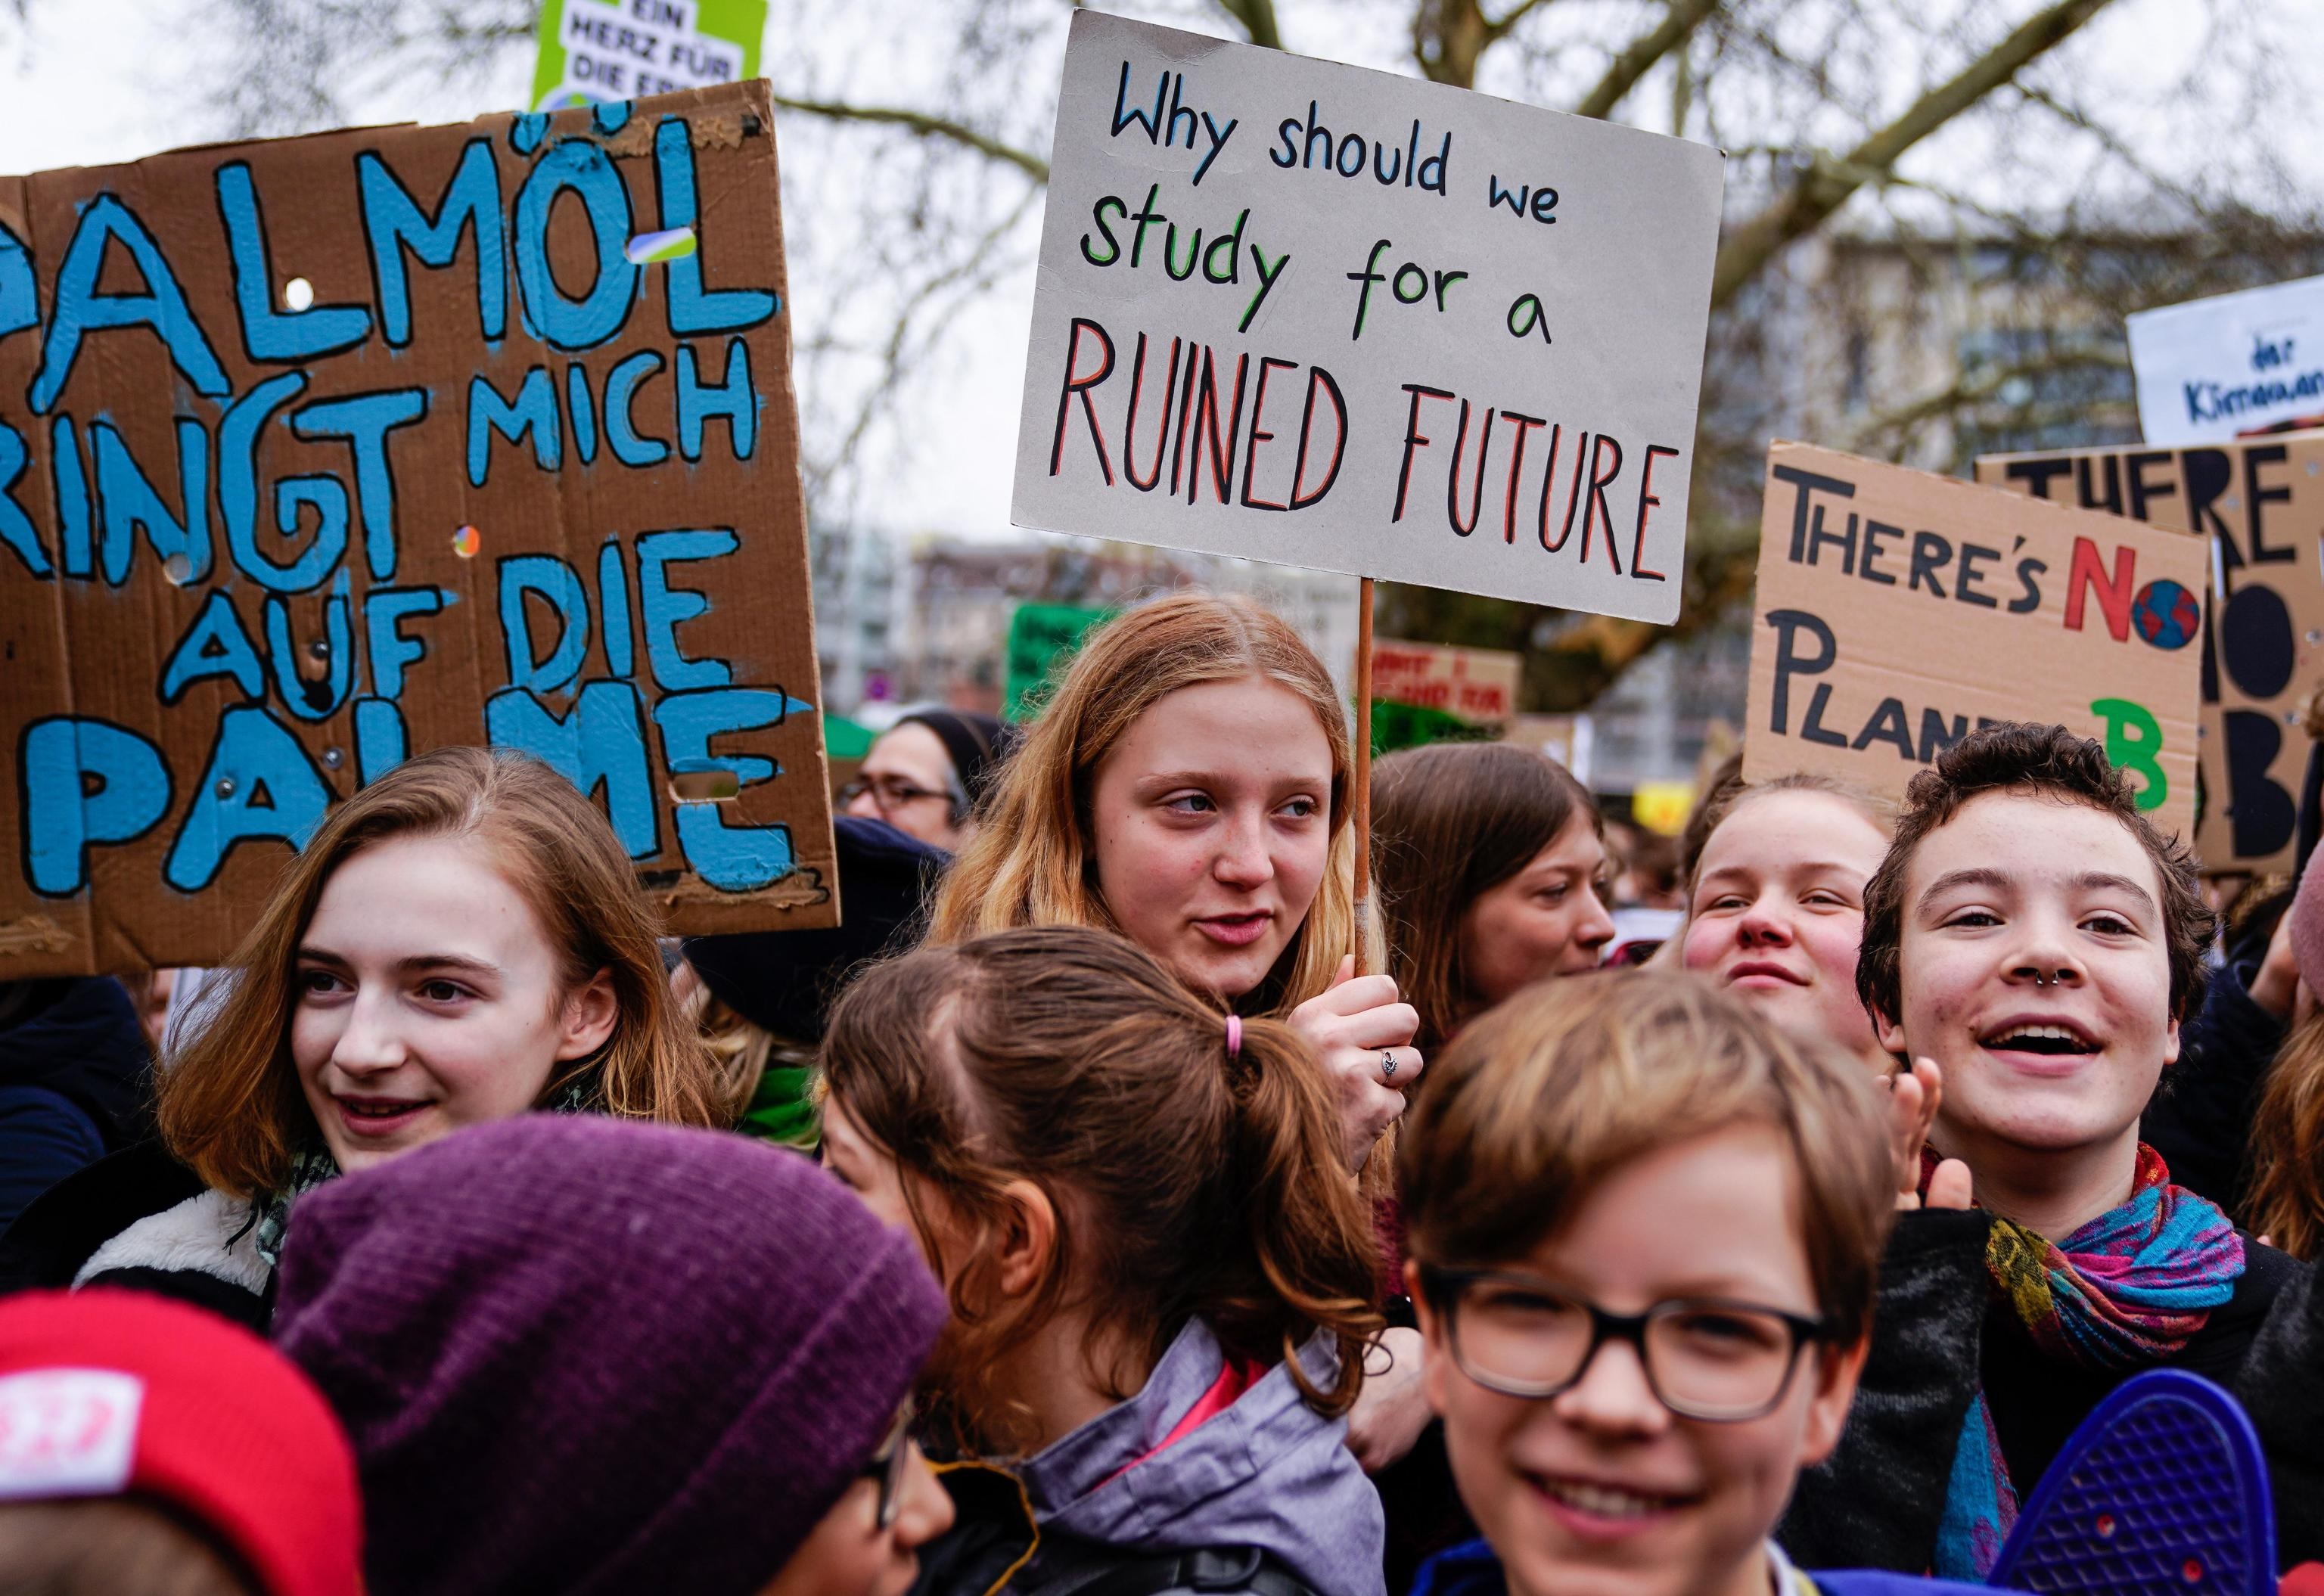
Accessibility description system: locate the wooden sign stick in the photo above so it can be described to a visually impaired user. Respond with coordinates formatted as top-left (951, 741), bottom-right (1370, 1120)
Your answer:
top-left (1353, 576), bottom-right (1375, 977)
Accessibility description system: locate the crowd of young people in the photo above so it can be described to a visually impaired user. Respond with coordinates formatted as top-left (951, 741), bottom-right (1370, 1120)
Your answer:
top-left (4, 588), bottom-right (2322, 1595)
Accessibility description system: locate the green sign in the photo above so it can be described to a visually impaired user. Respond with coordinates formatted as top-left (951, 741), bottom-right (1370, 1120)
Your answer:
top-left (531, 0), bottom-right (768, 112)
top-left (1006, 603), bottom-right (1113, 722)
top-left (1369, 700), bottom-right (1499, 758)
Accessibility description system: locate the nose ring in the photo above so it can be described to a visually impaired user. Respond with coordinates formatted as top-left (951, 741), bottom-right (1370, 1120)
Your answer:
top-left (2035, 972), bottom-right (2055, 988)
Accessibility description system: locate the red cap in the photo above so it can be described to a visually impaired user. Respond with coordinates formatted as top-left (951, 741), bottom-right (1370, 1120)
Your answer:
top-left (0, 1290), bottom-right (362, 1596)
top-left (2281, 1567), bottom-right (2324, 1596)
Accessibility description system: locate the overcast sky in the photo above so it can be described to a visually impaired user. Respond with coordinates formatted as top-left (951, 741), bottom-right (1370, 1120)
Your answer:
top-left (5, 0), bottom-right (2322, 537)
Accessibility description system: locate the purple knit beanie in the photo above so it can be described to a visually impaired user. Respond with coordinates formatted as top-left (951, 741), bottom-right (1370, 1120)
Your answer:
top-left (272, 1114), bottom-right (946, 1596)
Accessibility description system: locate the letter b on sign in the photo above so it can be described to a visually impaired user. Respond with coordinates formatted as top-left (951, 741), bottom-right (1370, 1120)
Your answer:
top-left (2091, 697), bottom-right (2166, 815)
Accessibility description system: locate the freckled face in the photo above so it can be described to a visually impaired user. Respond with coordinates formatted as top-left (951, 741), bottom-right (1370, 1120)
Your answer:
top-left (291, 834), bottom-right (615, 1175)
top-left (1682, 791), bottom-right (1887, 1056)
top-left (1876, 790), bottom-right (2179, 1166)
top-left (1088, 678), bottom-right (1335, 1001)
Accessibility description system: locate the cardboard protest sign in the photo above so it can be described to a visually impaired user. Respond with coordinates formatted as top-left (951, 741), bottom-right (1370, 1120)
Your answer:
top-left (1004, 601), bottom-right (1111, 722)
top-left (0, 82), bottom-right (834, 978)
top-left (1743, 444), bottom-right (2206, 840)
top-left (1974, 434), bottom-right (2324, 872)
top-left (1011, 11), bottom-right (1724, 623)
top-left (2127, 275), bottom-right (2324, 446)
top-left (531, 0), bottom-right (766, 112)
top-left (1369, 638), bottom-right (1518, 753)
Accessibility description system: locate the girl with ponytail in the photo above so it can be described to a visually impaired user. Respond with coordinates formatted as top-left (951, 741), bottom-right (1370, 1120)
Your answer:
top-left (819, 925), bottom-right (1388, 1596)
top-left (926, 591), bottom-right (1418, 1175)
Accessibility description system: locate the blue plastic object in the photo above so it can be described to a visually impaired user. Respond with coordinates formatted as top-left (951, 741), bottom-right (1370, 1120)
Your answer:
top-left (1985, 1369), bottom-right (2274, 1594)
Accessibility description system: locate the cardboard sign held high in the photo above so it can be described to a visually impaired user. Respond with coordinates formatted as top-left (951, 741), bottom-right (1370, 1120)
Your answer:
top-left (1011, 11), bottom-right (1725, 623)
top-left (1743, 443), bottom-right (2206, 840)
top-left (0, 84), bottom-right (834, 978)
top-left (1975, 433), bottom-right (2324, 873)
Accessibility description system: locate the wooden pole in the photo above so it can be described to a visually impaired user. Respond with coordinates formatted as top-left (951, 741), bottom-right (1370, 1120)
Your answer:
top-left (1353, 576), bottom-right (1375, 976)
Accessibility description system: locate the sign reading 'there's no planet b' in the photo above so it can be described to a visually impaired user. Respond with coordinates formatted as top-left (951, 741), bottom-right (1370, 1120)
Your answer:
top-left (1743, 443), bottom-right (2208, 842)
top-left (1011, 12), bottom-right (1725, 624)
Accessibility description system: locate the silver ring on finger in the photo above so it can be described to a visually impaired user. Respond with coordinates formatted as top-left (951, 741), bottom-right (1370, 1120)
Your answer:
top-left (1381, 1049), bottom-right (1398, 1080)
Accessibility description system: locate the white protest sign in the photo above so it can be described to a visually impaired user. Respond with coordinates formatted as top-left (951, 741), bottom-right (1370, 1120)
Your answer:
top-left (1011, 12), bottom-right (1725, 623)
top-left (530, 0), bottom-right (765, 112)
top-left (2127, 274), bottom-right (2324, 446)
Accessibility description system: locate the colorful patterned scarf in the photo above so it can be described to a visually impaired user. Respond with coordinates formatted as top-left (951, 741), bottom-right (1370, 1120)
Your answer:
top-left (1931, 1144), bottom-right (2245, 1579)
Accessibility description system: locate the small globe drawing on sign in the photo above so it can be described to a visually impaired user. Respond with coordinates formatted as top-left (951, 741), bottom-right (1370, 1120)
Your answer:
top-left (2131, 579), bottom-right (2200, 650)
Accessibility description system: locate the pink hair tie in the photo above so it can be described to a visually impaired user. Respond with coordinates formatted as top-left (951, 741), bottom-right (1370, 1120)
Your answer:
top-left (1224, 1014), bottom-right (1242, 1060)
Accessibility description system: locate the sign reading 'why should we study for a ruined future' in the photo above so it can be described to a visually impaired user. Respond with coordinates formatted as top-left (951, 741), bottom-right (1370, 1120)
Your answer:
top-left (0, 83), bottom-right (836, 978)
top-left (1744, 443), bottom-right (2208, 842)
top-left (1012, 13), bottom-right (1726, 623)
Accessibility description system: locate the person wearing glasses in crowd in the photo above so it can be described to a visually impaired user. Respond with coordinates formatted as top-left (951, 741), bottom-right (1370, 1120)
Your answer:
top-left (841, 710), bottom-right (1014, 853)
top-left (271, 1112), bottom-right (954, 1596)
top-left (1397, 969), bottom-right (1988, 1596)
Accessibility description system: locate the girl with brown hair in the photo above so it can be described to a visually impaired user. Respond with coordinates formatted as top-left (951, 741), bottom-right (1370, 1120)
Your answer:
top-left (818, 924), bottom-right (1387, 1596)
top-left (1372, 742), bottom-right (1614, 1057)
top-left (927, 591), bottom-right (1418, 1172)
top-left (11, 747), bottom-right (731, 1327)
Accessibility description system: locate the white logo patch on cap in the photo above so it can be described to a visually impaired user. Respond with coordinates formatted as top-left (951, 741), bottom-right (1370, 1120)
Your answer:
top-left (0, 1369), bottom-right (143, 1498)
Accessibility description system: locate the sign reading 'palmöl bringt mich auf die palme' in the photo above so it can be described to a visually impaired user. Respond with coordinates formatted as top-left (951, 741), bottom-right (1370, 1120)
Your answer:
top-left (0, 84), bottom-right (836, 978)
top-left (1744, 443), bottom-right (2207, 842)
top-left (1012, 11), bottom-right (1725, 623)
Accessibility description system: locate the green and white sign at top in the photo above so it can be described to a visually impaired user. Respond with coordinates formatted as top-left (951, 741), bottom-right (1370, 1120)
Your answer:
top-left (530, 0), bottom-right (768, 111)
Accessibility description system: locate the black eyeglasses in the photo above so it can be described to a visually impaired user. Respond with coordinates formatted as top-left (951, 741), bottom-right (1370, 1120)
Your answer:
top-left (861, 1407), bottom-right (915, 1529)
top-left (1419, 1265), bottom-right (1827, 1422)
top-left (839, 775), bottom-right (957, 819)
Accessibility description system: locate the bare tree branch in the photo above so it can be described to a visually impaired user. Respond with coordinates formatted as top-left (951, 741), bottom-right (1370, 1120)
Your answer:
top-left (1484, 0), bottom-right (1555, 41)
top-left (769, 93), bottom-right (1049, 182)
top-left (1710, 0), bottom-right (2117, 306)
top-left (1571, 0), bottom-right (1720, 121)
top-left (1214, 0), bottom-right (1284, 50)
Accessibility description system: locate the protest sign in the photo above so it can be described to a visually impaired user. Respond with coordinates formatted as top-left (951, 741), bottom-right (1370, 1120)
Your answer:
top-left (0, 82), bottom-right (834, 978)
top-left (531, 0), bottom-right (766, 112)
top-left (1369, 637), bottom-right (1518, 752)
top-left (2127, 275), bottom-right (2324, 447)
top-left (1011, 11), bottom-right (1724, 624)
top-left (1003, 600), bottom-right (1111, 722)
top-left (1974, 434), bottom-right (2324, 872)
top-left (1743, 443), bottom-right (2207, 840)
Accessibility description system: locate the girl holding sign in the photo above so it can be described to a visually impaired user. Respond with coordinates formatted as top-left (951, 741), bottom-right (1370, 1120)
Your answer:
top-left (927, 592), bottom-right (1421, 1172)
top-left (8, 747), bottom-right (734, 1327)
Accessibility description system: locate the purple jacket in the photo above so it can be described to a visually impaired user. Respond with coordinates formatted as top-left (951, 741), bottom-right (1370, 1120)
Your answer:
top-left (1021, 1318), bottom-right (1387, 1596)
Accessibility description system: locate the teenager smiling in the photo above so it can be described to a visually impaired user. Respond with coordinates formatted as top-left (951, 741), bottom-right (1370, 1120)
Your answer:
top-left (927, 591), bottom-right (1421, 1173)
top-left (11, 747), bottom-right (732, 1327)
top-left (1846, 724), bottom-right (2303, 1577)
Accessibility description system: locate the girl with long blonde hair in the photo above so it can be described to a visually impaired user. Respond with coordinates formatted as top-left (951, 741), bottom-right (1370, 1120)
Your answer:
top-left (927, 590), bottom-right (1418, 1171)
top-left (18, 747), bottom-right (732, 1327)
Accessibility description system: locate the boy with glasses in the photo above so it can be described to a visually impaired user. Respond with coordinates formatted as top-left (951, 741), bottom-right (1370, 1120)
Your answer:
top-left (1398, 969), bottom-right (1982, 1596)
